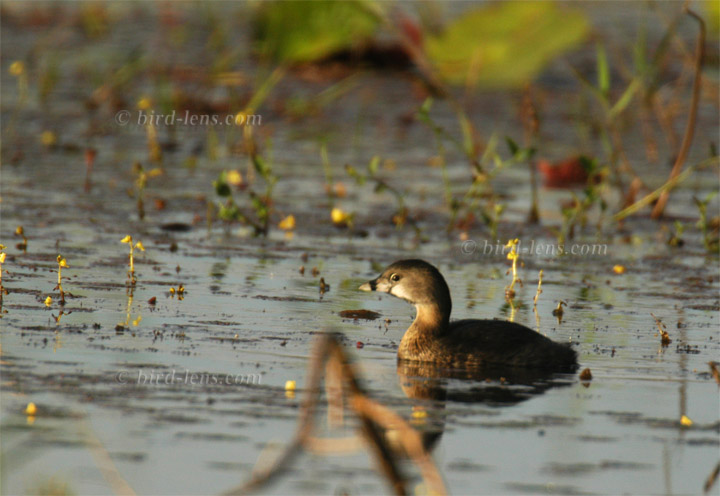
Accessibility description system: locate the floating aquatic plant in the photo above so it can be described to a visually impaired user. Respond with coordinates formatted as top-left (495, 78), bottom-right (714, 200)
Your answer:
top-left (131, 162), bottom-right (162, 221)
top-left (118, 286), bottom-right (141, 332)
top-left (424, 2), bottom-right (588, 88)
top-left (552, 300), bottom-right (566, 324)
top-left (278, 215), bottom-right (295, 231)
top-left (667, 220), bottom-right (685, 248)
top-left (0, 247), bottom-right (6, 306)
top-left (252, 1), bottom-right (381, 63)
top-left (319, 278), bottom-right (329, 297)
top-left (285, 379), bottom-right (296, 399)
top-left (550, 157), bottom-right (607, 246)
top-left (169, 284), bottom-right (185, 300)
top-left (9, 61), bottom-right (28, 103)
top-left (15, 226), bottom-right (27, 252)
top-left (418, 99), bottom-right (525, 237)
top-left (533, 269), bottom-right (544, 307)
top-left (345, 155), bottom-right (422, 237)
top-left (213, 143), bottom-right (278, 236)
top-left (55, 255), bottom-right (69, 305)
top-left (330, 207), bottom-right (352, 228)
top-left (121, 235), bottom-right (144, 286)
top-left (504, 239), bottom-right (522, 300)
top-left (137, 97), bottom-right (162, 164)
top-left (693, 192), bottom-right (719, 254)
top-left (651, 313), bottom-right (672, 347)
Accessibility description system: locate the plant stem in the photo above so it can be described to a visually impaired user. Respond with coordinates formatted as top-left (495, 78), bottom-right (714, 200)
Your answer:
top-left (651, 7), bottom-right (705, 218)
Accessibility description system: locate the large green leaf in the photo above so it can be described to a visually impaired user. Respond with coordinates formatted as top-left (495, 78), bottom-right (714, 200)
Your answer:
top-left (424, 1), bottom-right (589, 88)
top-left (702, 0), bottom-right (719, 36)
top-left (253, 1), bottom-right (381, 63)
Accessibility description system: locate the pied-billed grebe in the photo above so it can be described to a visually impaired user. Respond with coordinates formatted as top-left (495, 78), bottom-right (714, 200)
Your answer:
top-left (359, 259), bottom-right (577, 371)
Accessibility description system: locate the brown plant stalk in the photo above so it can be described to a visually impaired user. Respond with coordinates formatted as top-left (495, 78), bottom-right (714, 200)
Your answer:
top-left (651, 6), bottom-right (705, 218)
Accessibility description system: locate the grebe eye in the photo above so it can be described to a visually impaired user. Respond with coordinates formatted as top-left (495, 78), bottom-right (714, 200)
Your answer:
top-left (390, 273), bottom-right (400, 282)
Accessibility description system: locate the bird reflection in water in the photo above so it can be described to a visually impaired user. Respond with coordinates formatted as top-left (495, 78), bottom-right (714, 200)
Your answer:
top-left (394, 360), bottom-right (576, 453)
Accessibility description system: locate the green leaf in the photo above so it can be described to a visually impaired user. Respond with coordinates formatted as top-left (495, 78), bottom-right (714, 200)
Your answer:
top-left (368, 156), bottom-right (380, 176)
top-left (214, 172), bottom-right (231, 197)
top-left (345, 164), bottom-right (365, 185)
top-left (253, 1), bottom-right (381, 63)
top-left (250, 193), bottom-right (265, 212)
top-left (252, 154), bottom-right (270, 179)
top-left (425, 1), bottom-right (589, 88)
top-left (578, 155), bottom-right (597, 173)
top-left (505, 136), bottom-right (519, 156)
top-left (609, 78), bottom-right (641, 119)
top-left (596, 43), bottom-right (610, 99)
top-left (457, 111), bottom-right (474, 158)
top-left (705, 0), bottom-right (720, 36)
top-left (219, 202), bottom-right (240, 221)
top-left (416, 98), bottom-right (437, 129)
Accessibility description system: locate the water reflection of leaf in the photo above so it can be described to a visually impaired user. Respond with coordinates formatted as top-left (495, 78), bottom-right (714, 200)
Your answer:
top-left (425, 1), bottom-right (589, 88)
top-left (253, 1), bottom-right (381, 63)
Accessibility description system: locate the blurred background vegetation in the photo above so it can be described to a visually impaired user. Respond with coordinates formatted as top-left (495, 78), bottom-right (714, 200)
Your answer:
top-left (2, 0), bottom-right (718, 250)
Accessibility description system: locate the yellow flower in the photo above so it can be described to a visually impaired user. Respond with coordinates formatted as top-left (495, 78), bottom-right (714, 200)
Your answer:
top-left (135, 241), bottom-right (145, 251)
top-left (410, 407), bottom-right (427, 426)
top-left (680, 415), bottom-right (693, 427)
top-left (9, 61), bottom-right (25, 76)
top-left (137, 97), bottom-right (152, 110)
top-left (40, 131), bottom-right (57, 147)
top-left (278, 215), bottom-right (296, 230)
top-left (226, 169), bottom-right (243, 186)
top-left (612, 265), bottom-right (626, 274)
top-left (411, 408), bottom-right (427, 419)
top-left (0, 253), bottom-right (6, 264)
top-left (25, 402), bottom-right (37, 415)
top-left (331, 207), bottom-right (351, 225)
top-left (505, 238), bottom-right (519, 260)
top-left (57, 256), bottom-right (69, 268)
top-left (121, 235), bottom-right (132, 244)
top-left (284, 380), bottom-right (296, 399)
top-left (45, 296), bottom-right (53, 307)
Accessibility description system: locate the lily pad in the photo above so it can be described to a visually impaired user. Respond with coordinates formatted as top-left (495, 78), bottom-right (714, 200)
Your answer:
top-left (253, 1), bottom-right (382, 63)
top-left (424, 1), bottom-right (589, 88)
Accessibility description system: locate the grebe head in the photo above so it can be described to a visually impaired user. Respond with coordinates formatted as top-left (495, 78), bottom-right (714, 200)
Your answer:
top-left (359, 259), bottom-right (451, 309)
